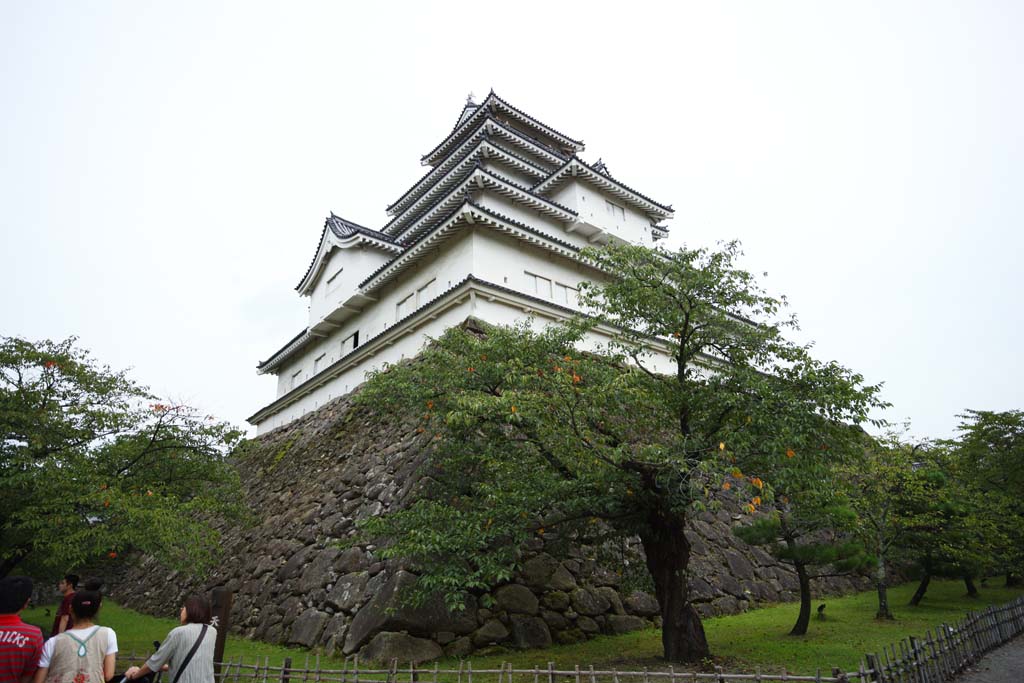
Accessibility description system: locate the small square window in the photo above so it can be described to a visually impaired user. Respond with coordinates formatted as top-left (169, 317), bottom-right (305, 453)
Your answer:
top-left (605, 200), bottom-right (625, 221)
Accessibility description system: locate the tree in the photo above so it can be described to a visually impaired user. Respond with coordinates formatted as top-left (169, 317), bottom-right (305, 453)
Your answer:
top-left (948, 410), bottom-right (1024, 586)
top-left (0, 336), bottom-right (245, 578)
top-left (733, 473), bottom-right (869, 635)
top-left (356, 242), bottom-right (885, 663)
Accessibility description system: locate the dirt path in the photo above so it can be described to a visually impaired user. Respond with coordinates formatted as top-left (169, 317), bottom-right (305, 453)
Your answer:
top-left (955, 635), bottom-right (1024, 682)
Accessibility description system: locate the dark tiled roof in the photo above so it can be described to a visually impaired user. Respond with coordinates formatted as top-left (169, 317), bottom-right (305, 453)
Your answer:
top-left (361, 199), bottom-right (583, 291)
top-left (488, 91), bottom-right (584, 146)
top-left (326, 213), bottom-right (398, 244)
top-left (391, 166), bottom-right (578, 245)
top-left (420, 92), bottom-right (580, 165)
top-left (257, 328), bottom-right (311, 372)
top-left (534, 156), bottom-right (674, 216)
top-left (294, 214), bottom-right (400, 293)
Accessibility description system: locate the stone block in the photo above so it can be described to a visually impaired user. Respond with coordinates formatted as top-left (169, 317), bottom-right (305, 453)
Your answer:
top-left (343, 570), bottom-right (476, 654)
top-left (576, 616), bottom-right (599, 634)
top-left (325, 572), bottom-right (369, 612)
top-left (472, 619), bottom-right (510, 646)
top-left (360, 632), bottom-right (442, 665)
top-left (494, 584), bottom-right (538, 615)
top-left (444, 637), bottom-right (473, 658)
top-left (623, 591), bottom-right (660, 617)
top-left (289, 609), bottom-right (328, 647)
top-left (595, 586), bottom-right (624, 615)
top-left (724, 550), bottom-right (754, 580)
top-left (509, 615), bottom-right (552, 649)
top-left (570, 588), bottom-right (610, 616)
top-left (541, 591), bottom-right (570, 611)
top-left (606, 615), bottom-right (647, 635)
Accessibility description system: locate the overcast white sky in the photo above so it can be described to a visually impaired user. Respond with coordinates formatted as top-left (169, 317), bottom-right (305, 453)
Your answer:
top-left (2, 1), bottom-right (1021, 440)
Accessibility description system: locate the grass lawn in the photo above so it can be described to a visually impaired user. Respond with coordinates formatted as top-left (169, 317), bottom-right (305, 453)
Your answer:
top-left (22, 580), bottom-right (1023, 676)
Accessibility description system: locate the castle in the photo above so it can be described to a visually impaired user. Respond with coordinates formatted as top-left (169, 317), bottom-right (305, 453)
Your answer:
top-left (249, 92), bottom-right (675, 433)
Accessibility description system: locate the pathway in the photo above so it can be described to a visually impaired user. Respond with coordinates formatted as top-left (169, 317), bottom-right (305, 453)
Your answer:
top-left (955, 635), bottom-right (1024, 682)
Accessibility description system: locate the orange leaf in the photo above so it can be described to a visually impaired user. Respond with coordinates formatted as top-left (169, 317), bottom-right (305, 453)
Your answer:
top-left (786, 449), bottom-right (796, 458)
top-left (722, 482), bottom-right (732, 491)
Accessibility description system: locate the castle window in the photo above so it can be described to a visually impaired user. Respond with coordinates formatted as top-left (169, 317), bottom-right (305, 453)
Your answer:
top-left (341, 331), bottom-right (359, 355)
top-left (416, 278), bottom-right (436, 306)
top-left (313, 353), bottom-right (326, 375)
top-left (290, 369), bottom-right (303, 390)
top-left (525, 271), bottom-right (552, 299)
top-left (554, 282), bottom-right (578, 306)
top-left (605, 200), bottom-right (625, 221)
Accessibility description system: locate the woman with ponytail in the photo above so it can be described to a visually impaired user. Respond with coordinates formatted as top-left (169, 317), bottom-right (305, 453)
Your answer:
top-left (33, 590), bottom-right (117, 683)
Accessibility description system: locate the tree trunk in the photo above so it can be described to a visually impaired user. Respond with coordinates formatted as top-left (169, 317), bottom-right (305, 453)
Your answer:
top-left (909, 572), bottom-right (931, 606)
top-left (640, 509), bottom-right (710, 663)
top-left (875, 556), bottom-right (894, 620)
top-left (790, 560), bottom-right (812, 636)
top-left (964, 574), bottom-right (979, 597)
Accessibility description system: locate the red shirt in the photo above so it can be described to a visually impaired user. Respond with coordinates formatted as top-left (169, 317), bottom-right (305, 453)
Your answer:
top-left (0, 614), bottom-right (43, 683)
top-left (50, 594), bottom-right (74, 637)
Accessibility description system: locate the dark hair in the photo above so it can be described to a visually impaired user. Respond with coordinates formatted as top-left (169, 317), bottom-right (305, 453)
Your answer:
top-left (83, 577), bottom-right (103, 592)
top-left (71, 589), bottom-right (102, 620)
top-left (182, 595), bottom-right (212, 625)
top-left (64, 574), bottom-right (80, 589)
top-left (0, 576), bottom-right (33, 614)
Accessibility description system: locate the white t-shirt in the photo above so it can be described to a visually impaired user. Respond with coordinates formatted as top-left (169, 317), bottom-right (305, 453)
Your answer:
top-left (39, 626), bottom-right (118, 667)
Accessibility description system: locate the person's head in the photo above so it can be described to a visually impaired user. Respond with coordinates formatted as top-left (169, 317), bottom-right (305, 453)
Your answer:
top-left (0, 576), bottom-right (33, 615)
top-left (58, 574), bottom-right (79, 595)
top-left (82, 577), bottom-right (103, 592)
top-left (179, 595), bottom-right (211, 625)
top-left (70, 590), bottom-right (101, 622)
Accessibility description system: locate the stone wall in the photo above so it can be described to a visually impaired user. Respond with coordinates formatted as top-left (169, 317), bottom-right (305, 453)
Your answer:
top-left (111, 394), bottom-right (866, 662)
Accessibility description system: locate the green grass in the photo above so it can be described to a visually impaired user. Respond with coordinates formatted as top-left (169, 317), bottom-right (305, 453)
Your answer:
top-left (23, 580), bottom-right (1023, 676)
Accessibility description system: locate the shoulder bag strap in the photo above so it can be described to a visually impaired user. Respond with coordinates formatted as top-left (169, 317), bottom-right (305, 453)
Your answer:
top-left (171, 625), bottom-right (208, 683)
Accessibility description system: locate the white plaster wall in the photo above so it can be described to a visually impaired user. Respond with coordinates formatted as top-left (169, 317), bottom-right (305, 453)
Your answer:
top-left (274, 231), bottom-right (477, 399)
top-left (258, 285), bottom-right (676, 434)
top-left (258, 193), bottom-right (669, 431)
top-left (474, 193), bottom-right (572, 239)
top-left (270, 229), bottom-right (601, 409)
top-left (308, 246), bottom-right (393, 325)
top-left (551, 182), bottom-right (659, 245)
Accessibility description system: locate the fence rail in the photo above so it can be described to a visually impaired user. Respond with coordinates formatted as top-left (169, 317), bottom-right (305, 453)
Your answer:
top-left (118, 595), bottom-right (1024, 683)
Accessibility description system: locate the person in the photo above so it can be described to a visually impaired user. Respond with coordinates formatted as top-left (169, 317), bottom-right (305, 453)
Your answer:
top-left (33, 590), bottom-right (116, 683)
top-left (124, 596), bottom-right (215, 683)
top-left (0, 576), bottom-right (44, 683)
top-left (49, 576), bottom-right (78, 638)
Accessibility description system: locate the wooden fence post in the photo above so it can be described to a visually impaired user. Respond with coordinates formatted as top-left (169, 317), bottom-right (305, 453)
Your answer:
top-left (211, 587), bottom-right (233, 680)
top-left (282, 658), bottom-right (292, 683)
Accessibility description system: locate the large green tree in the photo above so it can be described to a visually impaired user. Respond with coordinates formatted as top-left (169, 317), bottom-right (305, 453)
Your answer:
top-left (0, 336), bottom-right (244, 578)
top-left (948, 410), bottom-right (1024, 586)
top-left (357, 242), bottom-right (885, 663)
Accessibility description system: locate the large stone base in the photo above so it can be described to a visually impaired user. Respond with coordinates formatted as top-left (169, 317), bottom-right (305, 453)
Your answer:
top-left (110, 394), bottom-right (868, 661)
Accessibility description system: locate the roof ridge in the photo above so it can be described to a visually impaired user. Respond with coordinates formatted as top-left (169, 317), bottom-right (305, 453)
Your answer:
top-left (534, 156), bottom-right (674, 215)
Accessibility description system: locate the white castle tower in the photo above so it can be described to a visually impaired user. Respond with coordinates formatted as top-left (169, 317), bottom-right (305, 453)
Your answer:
top-left (250, 92), bottom-right (674, 433)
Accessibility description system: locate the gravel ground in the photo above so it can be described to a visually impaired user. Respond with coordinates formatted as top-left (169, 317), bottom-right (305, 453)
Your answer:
top-left (955, 636), bottom-right (1024, 682)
